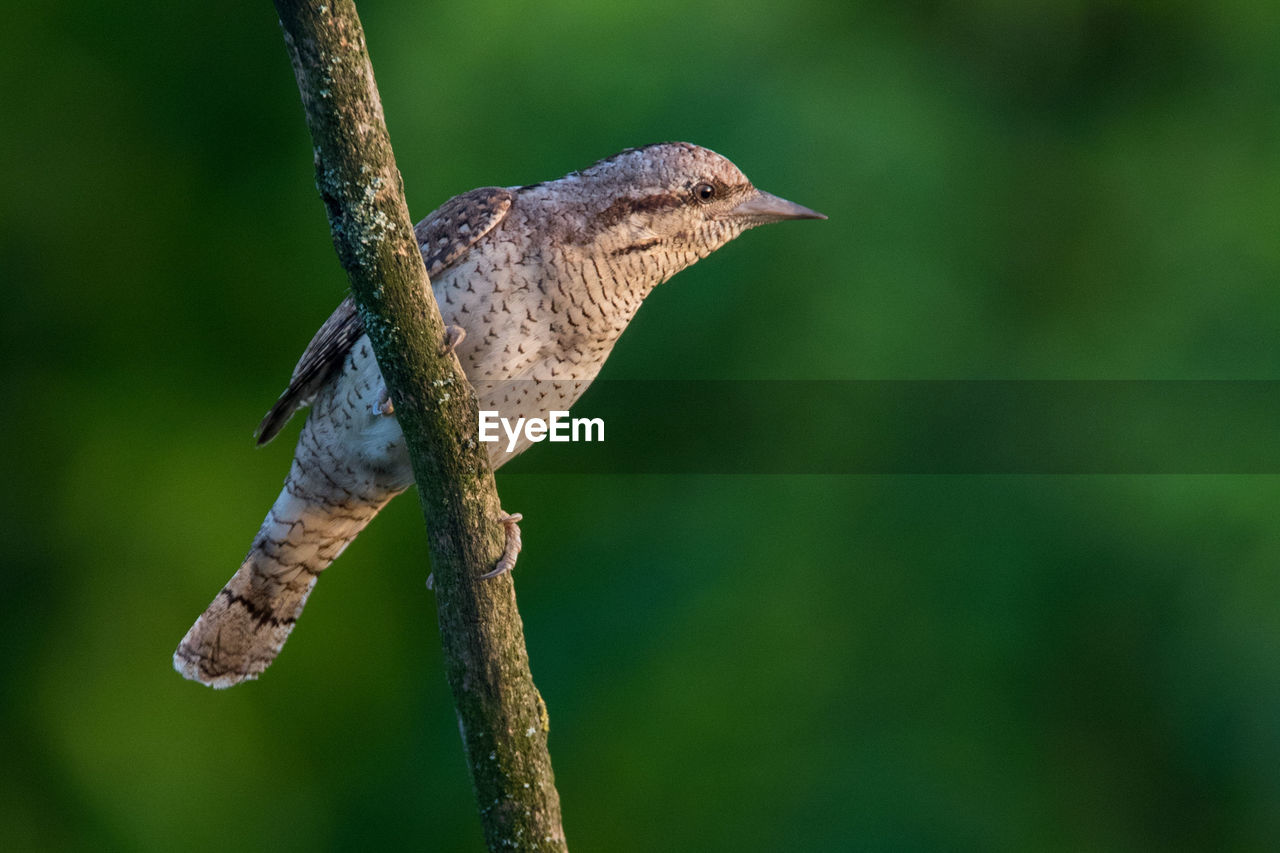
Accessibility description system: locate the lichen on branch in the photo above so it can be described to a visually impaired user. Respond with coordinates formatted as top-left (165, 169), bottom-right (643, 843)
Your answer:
top-left (270, 1), bottom-right (567, 848)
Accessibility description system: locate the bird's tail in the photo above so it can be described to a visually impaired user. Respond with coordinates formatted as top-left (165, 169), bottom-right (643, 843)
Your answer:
top-left (173, 453), bottom-right (402, 688)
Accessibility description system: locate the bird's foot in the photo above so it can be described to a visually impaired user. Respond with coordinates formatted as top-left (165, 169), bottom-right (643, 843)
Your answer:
top-left (375, 326), bottom-right (463, 417)
top-left (425, 512), bottom-right (523, 590)
top-left (371, 382), bottom-right (394, 416)
top-left (440, 324), bottom-right (467, 356)
top-left (481, 512), bottom-right (523, 579)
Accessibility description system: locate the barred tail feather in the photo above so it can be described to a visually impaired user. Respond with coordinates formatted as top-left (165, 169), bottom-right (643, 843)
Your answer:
top-left (174, 460), bottom-right (399, 688)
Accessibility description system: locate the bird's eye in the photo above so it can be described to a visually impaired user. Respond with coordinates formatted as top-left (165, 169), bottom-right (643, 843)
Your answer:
top-left (693, 182), bottom-right (717, 203)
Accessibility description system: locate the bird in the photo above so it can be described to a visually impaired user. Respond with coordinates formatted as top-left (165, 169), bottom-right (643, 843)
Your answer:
top-left (174, 142), bottom-right (825, 687)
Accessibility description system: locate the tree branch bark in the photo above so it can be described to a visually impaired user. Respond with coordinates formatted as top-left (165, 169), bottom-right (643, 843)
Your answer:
top-left (270, 2), bottom-right (566, 848)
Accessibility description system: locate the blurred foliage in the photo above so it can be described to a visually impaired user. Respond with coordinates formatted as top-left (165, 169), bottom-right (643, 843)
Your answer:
top-left (3, 0), bottom-right (1280, 850)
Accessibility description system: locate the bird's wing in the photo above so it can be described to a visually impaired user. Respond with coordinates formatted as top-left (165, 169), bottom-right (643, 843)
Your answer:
top-left (414, 186), bottom-right (515, 279)
top-left (254, 186), bottom-right (515, 445)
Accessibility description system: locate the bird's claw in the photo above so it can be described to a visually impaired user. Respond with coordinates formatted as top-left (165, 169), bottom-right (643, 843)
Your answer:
top-left (371, 382), bottom-right (394, 416)
top-left (440, 324), bottom-right (467, 356)
top-left (425, 512), bottom-right (523, 589)
top-left (377, 327), bottom-right (463, 416)
top-left (480, 512), bottom-right (523, 580)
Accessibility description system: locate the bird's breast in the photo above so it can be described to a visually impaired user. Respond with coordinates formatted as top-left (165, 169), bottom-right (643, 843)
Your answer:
top-left (432, 239), bottom-right (655, 388)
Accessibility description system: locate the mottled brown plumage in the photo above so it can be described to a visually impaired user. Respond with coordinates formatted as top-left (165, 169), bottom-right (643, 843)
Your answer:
top-left (174, 143), bottom-right (823, 687)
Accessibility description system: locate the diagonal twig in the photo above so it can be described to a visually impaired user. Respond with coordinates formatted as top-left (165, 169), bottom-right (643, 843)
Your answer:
top-left (271, 1), bottom-right (567, 848)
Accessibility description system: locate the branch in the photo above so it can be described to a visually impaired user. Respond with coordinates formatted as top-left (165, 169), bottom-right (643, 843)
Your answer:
top-left (271, 2), bottom-right (566, 848)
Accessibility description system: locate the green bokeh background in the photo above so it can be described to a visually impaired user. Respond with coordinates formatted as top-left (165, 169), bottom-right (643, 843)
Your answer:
top-left (5, 1), bottom-right (1280, 849)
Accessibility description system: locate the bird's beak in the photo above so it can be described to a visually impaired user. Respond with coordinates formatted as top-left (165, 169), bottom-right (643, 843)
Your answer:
top-left (727, 189), bottom-right (827, 223)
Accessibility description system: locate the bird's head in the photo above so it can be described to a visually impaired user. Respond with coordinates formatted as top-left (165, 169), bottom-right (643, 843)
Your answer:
top-left (553, 142), bottom-right (825, 271)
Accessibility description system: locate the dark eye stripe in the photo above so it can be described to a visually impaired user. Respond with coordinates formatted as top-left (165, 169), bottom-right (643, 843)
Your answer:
top-left (597, 192), bottom-right (684, 227)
